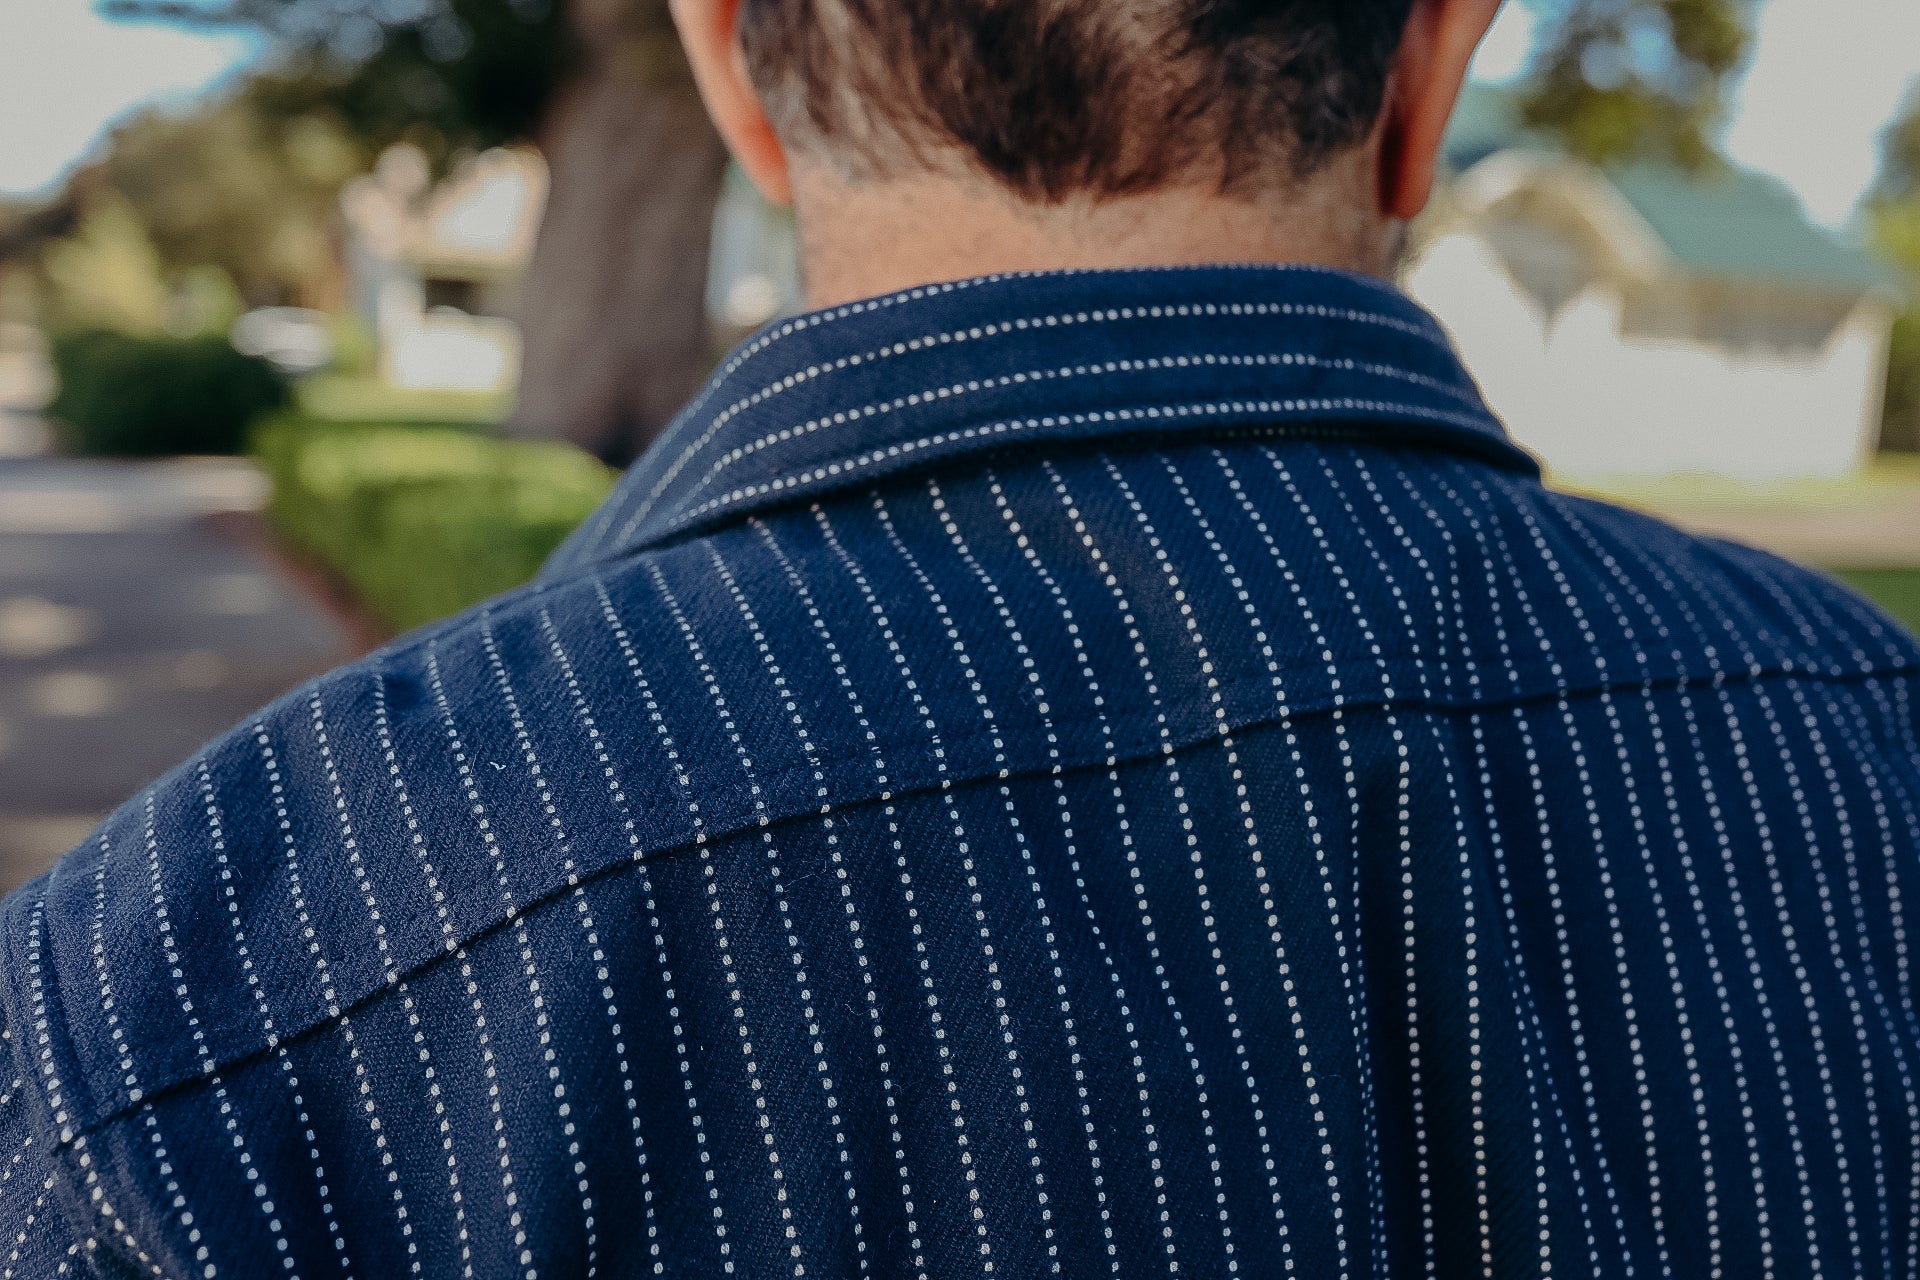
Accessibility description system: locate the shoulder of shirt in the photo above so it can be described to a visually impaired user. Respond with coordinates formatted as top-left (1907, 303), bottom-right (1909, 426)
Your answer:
top-left (6, 457), bottom-right (1919, 1147)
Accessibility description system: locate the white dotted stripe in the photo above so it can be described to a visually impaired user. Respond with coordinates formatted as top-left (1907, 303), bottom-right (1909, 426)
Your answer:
top-left (927, 476), bottom-right (1166, 1274)
top-left (754, 516), bottom-right (940, 1280)
top-left (421, 644), bottom-right (558, 1280)
top-left (1612, 520), bottom-right (1837, 1276)
top-left (1661, 544), bottom-right (1867, 1278)
top-left (308, 695), bottom-right (421, 1274)
top-left (192, 762), bottom-right (356, 1274)
top-left (1546, 492), bottom-right (1752, 1279)
top-left (1397, 466), bottom-right (1610, 1273)
top-left (1140, 455), bottom-right (1348, 1273)
top-left (1683, 547), bottom-right (1903, 1275)
top-left (1439, 469), bottom-right (1647, 1267)
top-left (372, 674), bottom-right (484, 1280)
top-left (1343, 453), bottom-right (1554, 1277)
top-left (871, 492), bottom-right (1064, 1265)
top-left (476, 614), bottom-right (611, 1277)
top-left (1042, 463), bottom-right (1240, 1269)
top-left (1828, 679), bottom-right (1920, 1280)
top-left (807, 508), bottom-right (1003, 1271)
top-left (72, 830), bottom-right (181, 1278)
top-left (1258, 449), bottom-right (1455, 1277)
top-left (1227, 452), bottom-right (1401, 1270)
top-left (1482, 475), bottom-right (1681, 1274)
top-left (145, 786), bottom-right (292, 1278)
top-left (590, 582), bottom-right (740, 1274)
top-left (681, 547), bottom-right (870, 1276)
top-left (969, 482), bottom-right (1180, 1276)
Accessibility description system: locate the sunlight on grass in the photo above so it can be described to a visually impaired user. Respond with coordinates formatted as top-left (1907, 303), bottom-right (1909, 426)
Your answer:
top-left (1557, 456), bottom-right (1920, 514)
top-left (294, 374), bottom-right (512, 427)
top-left (1832, 568), bottom-right (1920, 634)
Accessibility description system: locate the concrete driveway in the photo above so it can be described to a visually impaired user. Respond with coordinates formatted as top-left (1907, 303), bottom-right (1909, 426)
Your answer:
top-left (0, 424), bottom-right (352, 894)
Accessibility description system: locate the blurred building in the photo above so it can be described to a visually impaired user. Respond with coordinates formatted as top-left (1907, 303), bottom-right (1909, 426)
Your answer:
top-left (340, 145), bottom-right (548, 395)
top-left (1411, 87), bottom-right (1902, 479)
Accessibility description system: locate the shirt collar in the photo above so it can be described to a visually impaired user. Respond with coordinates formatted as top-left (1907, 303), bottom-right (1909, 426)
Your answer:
top-left (554, 263), bottom-right (1536, 567)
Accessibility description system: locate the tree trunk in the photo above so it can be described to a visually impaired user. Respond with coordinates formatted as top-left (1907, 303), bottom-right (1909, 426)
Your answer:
top-left (509, 34), bottom-right (729, 467)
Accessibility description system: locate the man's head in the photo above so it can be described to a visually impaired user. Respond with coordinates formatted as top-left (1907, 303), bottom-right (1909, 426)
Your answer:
top-left (671, 0), bottom-right (1502, 304)
top-left (735, 1), bottom-right (1421, 201)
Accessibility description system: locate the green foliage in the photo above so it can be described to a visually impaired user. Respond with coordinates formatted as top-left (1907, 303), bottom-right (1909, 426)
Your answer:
top-left (102, 1), bottom-right (676, 155)
top-left (1884, 310), bottom-right (1920, 454)
top-left (322, 312), bottom-right (379, 379)
top-left (91, 74), bottom-right (369, 303)
top-left (293, 372), bottom-right (512, 425)
top-left (1518, 0), bottom-right (1757, 169)
top-left (50, 330), bottom-right (290, 456)
top-left (103, 1), bottom-right (696, 174)
top-left (170, 265), bottom-right (249, 337)
top-left (1832, 568), bottom-right (1920, 635)
top-left (38, 198), bottom-right (171, 336)
top-left (1871, 91), bottom-right (1920, 453)
top-left (1875, 91), bottom-right (1920, 207)
top-left (254, 417), bottom-right (616, 632)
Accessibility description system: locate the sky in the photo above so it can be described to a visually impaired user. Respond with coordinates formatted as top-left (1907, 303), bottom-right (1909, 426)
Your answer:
top-left (0, 0), bottom-right (1916, 231)
top-left (0, 0), bottom-right (259, 201)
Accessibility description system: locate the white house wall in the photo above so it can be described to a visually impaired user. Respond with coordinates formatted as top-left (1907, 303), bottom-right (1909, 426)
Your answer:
top-left (1407, 232), bottom-right (1889, 480)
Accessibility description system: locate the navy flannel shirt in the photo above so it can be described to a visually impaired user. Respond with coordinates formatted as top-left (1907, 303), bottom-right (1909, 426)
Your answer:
top-left (5, 265), bottom-right (1920, 1279)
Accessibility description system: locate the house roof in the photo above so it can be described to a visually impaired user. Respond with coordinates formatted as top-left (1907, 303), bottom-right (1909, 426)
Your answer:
top-left (1444, 86), bottom-right (1898, 297)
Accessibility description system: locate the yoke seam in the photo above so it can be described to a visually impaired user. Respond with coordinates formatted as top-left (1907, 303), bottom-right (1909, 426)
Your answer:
top-left (32, 655), bottom-right (1919, 1144)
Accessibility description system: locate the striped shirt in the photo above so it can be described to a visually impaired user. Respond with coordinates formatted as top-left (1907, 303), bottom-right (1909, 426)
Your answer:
top-left (4, 264), bottom-right (1918, 1279)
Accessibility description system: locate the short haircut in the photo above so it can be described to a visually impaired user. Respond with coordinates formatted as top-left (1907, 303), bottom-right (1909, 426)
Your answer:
top-left (737, 0), bottom-right (1420, 201)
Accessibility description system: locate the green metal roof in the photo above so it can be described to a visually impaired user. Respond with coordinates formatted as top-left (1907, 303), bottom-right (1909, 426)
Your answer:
top-left (1443, 86), bottom-right (1898, 296)
top-left (1606, 163), bottom-right (1896, 293)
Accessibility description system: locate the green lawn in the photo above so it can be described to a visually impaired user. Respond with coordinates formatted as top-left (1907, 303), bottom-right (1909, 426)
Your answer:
top-left (1560, 454), bottom-right (1920, 514)
top-left (1832, 568), bottom-right (1920, 635)
top-left (293, 374), bottom-right (512, 428)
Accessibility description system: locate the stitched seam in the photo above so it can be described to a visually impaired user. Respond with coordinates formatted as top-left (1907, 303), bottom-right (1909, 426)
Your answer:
top-left (38, 654), bottom-right (1917, 1143)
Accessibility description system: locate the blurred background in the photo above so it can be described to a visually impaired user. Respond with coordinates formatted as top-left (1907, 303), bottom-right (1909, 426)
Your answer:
top-left (0, 0), bottom-right (1915, 891)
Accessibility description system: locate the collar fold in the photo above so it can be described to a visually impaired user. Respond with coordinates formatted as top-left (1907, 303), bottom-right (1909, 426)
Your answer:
top-left (555, 264), bottom-right (1535, 568)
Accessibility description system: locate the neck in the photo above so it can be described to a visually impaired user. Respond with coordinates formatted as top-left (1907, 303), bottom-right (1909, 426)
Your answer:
top-left (788, 155), bottom-right (1401, 309)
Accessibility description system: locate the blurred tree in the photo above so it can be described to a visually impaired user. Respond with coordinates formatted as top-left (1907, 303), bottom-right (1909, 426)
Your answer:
top-left (104, 0), bottom-right (730, 464)
top-left (1869, 89), bottom-right (1920, 452)
top-left (1872, 91), bottom-right (1920, 262)
top-left (1518, 0), bottom-right (1757, 169)
top-left (93, 76), bottom-right (368, 305)
top-left (38, 196), bottom-right (172, 337)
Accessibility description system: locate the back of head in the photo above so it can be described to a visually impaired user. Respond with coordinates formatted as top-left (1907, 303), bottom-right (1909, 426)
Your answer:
top-left (737, 0), bottom-right (1420, 200)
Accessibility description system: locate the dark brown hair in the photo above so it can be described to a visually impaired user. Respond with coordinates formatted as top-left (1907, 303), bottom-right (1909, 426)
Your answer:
top-left (737, 0), bottom-right (1420, 201)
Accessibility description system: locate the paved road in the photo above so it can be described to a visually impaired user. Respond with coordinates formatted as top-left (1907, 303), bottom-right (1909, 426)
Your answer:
top-left (0, 428), bottom-right (352, 894)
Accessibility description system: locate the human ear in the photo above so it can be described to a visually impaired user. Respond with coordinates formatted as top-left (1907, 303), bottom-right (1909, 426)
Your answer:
top-left (669, 0), bottom-right (794, 205)
top-left (1379, 0), bottom-right (1504, 222)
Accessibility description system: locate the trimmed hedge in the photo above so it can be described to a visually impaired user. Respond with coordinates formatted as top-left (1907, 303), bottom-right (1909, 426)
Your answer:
top-left (255, 417), bottom-right (617, 634)
top-left (52, 330), bottom-right (289, 456)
